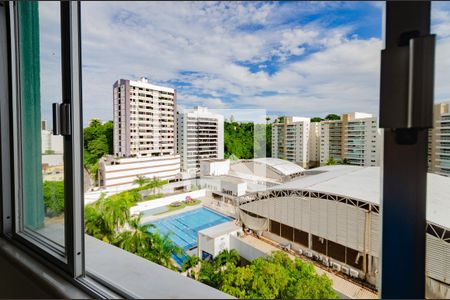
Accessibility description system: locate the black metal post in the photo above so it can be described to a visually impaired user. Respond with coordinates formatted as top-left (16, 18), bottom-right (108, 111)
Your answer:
top-left (380, 2), bottom-right (432, 298)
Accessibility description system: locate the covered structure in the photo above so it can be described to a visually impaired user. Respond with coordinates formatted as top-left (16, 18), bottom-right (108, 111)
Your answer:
top-left (237, 165), bottom-right (450, 298)
top-left (230, 158), bottom-right (305, 184)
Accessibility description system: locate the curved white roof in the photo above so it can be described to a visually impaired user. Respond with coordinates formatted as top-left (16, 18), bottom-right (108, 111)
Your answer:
top-left (274, 165), bottom-right (450, 230)
top-left (250, 158), bottom-right (306, 176)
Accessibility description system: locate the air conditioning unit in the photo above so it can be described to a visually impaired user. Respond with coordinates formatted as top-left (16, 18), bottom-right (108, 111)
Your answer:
top-left (341, 266), bottom-right (350, 275)
top-left (297, 248), bottom-right (303, 255)
top-left (321, 257), bottom-right (330, 267)
top-left (332, 262), bottom-right (341, 272)
top-left (350, 269), bottom-right (359, 278)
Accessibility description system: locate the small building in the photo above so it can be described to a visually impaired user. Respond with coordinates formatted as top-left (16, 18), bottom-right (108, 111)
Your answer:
top-left (230, 157), bottom-right (305, 183)
top-left (98, 155), bottom-right (181, 189)
top-left (198, 221), bottom-right (242, 259)
top-left (200, 159), bottom-right (230, 176)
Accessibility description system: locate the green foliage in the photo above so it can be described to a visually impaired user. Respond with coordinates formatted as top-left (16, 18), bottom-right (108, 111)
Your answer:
top-left (182, 255), bottom-right (200, 272)
top-left (84, 188), bottom-right (181, 269)
top-left (134, 175), bottom-right (151, 187)
top-left (44, 149), bottom-right (55, 155)
top-left (43, 181), bottom-right (64, 217)
top-left (311, 117), bottom-right (324, 122)
top-left (197, 250), bottom-right (338, 299)
top-left (325, 114), bottom-right (340, 121)
top-left (83, 119), bottom-right (113, 181)
top-left (325, 157), bottom-right (338, 166)
top-left (224, 121), bottom-right (272, 159)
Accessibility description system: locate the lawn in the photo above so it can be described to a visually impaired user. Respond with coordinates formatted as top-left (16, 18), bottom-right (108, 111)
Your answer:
top-left (156, 199), bottom-right (202, 215)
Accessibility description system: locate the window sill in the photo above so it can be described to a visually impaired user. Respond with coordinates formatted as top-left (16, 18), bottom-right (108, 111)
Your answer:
top-left (0, 237), bottom-right (90, 298)
top-left (85, 235), bottom-right (233, 299)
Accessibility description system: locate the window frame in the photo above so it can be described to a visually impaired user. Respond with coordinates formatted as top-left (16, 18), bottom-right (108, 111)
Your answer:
top-left (2, 0), bottom-right (84, 279)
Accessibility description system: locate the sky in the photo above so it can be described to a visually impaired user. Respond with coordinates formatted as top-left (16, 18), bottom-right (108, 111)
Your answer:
top-left (38, 1), bottom-right (450, 125)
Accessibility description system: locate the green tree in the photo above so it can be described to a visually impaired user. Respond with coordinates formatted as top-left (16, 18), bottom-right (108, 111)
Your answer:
top-left (134, 175), bottom-right (151, 187)
top-left (311, 117), bottom-right (323, 122)
top-left (325, 114), bottom-right (340, 121)
top-left (144, 232), bottom-right (182, 270)
top-left (214, 249), bottom-right (240, 268)
top-left (182, 254), bottom-right (200, 272)
top-left (43, 181), bottom-right (64, 217)
top-left (149, 177), bottom-right (167, 195)
top-left (83, 119), bottom-right (114, 182)
top-left (326, 157), bottom-right (338, 165)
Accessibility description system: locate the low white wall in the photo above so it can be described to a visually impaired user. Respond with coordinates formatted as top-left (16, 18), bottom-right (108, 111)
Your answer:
top-left (130, 189), bottom-right (207, 215)
top-left (230, 235), bottom-right (267, 262)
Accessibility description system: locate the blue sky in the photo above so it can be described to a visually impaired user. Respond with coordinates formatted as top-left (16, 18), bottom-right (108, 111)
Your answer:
top-left (38, 2), bottom-right (450, 124)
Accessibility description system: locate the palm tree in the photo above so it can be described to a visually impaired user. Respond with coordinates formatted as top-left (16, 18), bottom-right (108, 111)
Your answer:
top-left (149, 177), bottom-right (167, 195)
top-left (214, 249), bottom-right (240, 268)
top-left (182, 255), bottom-right (200, 273)
top-left (114, 214), bottom-right (155, 254)
top-left (144, 232), bottom-right (182, 270)
top-left (134, 175), bottom-right (150, 187)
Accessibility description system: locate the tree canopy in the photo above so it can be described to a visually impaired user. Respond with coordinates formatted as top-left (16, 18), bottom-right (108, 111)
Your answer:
top-left (224, 121), bottom-right (272, 159)
top-left (311, 117), bottom-right (324, 122)
top-left (83, 119), bottom-right (113, 180)
top-left (84, 184), bottom-right (180, 270)
top-left (325, 114), bottom-right (340, 121)
top-left (193, 250), bottom-right (338, 299)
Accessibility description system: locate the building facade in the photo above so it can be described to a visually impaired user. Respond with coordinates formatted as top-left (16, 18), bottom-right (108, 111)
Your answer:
top-left (272, 117), bottom-right (311, 168)
top-left (320, 113), bottom-right (381, 167)
top-left (177, 107), bottom-right (224, 173)
top-left (113, 77), bottom-right (176, 158)
top-left (98, 155), bottom-right (180, 189)
top-left (41, 120), bottom-right (63, 154)
top-left (429, 103), bottom-right (450, 176)
top-left (308, 122), bottom-right (321, 168)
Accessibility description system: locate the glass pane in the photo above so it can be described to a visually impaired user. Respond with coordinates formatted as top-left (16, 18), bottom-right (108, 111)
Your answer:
top-left (425, 3), bottom-right (450, 299)
top-left (82, 2), bottom-right (383, 298)
top-left (18, 1), bottom-right (65, 248)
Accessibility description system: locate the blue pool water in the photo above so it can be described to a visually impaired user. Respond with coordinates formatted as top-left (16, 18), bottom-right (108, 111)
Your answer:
top-left (148, 207), bottom-right (232, 266)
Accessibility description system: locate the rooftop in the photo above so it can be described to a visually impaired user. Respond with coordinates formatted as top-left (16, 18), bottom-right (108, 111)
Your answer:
top-left (274, 165), bottom-right (450, 229)
top-left (245, 158), bottom-right (306, 176)
top-left (198, 221), bottom-right (241, 238)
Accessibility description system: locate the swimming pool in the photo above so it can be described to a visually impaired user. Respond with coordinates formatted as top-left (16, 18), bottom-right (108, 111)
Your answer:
top-left (148, 207), bottom-right (232, 265)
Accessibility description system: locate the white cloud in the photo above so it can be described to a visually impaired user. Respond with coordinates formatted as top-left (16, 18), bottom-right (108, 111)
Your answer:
top-left (39, 1), bottom-right (450, 123)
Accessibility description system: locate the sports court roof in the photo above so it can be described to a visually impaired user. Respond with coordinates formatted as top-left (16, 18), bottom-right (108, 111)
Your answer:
top-left (274, 165), bottom-right (450, 229)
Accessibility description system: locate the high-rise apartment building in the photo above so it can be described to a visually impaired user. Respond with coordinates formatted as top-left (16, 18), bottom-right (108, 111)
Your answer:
top-left (319, 120), bottom-right (342, 165)
top-left (429, 103), bottom-right (450, 176)
top-left (320, 112), bottom-right (381, 166)
top-left (308, 122), bottom-right (321, 167)
top-left (177, 107), bottom-right (224, 172)
top-left (272, 117), bottom-right (311, 168)
top-left (113, 77), bottom-right (176, 158)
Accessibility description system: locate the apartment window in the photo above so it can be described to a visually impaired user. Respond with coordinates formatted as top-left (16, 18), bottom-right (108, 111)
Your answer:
top-left (0, 2), bottom-right (441, 299)
top-left (2, 1), bottom-right (84, 278)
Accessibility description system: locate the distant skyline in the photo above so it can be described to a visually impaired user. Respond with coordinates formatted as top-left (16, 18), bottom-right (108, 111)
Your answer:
top-left (38, 2), bottom-right (450, 125)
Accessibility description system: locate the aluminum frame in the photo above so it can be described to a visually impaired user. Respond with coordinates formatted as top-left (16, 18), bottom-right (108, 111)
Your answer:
top-left (2, 1), bottom-right (84, 278)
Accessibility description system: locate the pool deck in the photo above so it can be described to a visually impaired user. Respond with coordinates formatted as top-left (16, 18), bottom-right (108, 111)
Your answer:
top-left (140, 202), bottom-right (204, 224)
top-left (140, 197), bottom-right (236, 224)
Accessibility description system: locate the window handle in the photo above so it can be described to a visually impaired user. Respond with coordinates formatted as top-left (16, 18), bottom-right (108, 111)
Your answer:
top-left (52, 102), bottom-right (71, 136)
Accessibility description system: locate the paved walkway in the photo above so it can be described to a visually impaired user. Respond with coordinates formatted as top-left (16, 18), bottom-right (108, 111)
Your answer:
top-left (238, 235), bottom-right (378, 299)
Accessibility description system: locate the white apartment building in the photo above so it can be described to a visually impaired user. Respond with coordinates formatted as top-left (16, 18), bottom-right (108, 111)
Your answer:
top-left (319, 120), bottom-right (342, 165)
top-left (98, 155), bottom-right (180, 189)
top-left (272, 117), bottom-right (311, 168)
top-left (320, 112), bottom-right (381, 167)
top-left (113, 77), bottom-right (176, 158)
top-left (177, 107), bottom-right (224, 172)
top-left (429, 103), bottom-right (450, 176)
top-left (308, 122), bottom-right (320, 167)
top-left (41, 120), bottom-right (63, 154)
